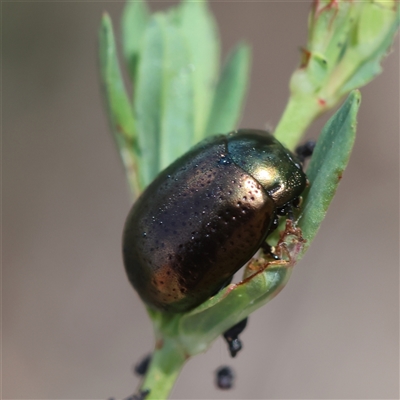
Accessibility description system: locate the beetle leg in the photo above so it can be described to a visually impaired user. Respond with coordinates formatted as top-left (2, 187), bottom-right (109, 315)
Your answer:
top-left (292, 196), bottom-right (302, 208)
top-left (223, 317), bottom-right (248, 357)
top-left (261, 241), bottom-right (280, 260)
top-left (286, 204), bottom-right (294, 221)
top-left (269, 214), bottom-right (279, 231)
top-left (276, 203), bottom-right (295, 222)
top-left (295, 140), bottom-right (316, 163)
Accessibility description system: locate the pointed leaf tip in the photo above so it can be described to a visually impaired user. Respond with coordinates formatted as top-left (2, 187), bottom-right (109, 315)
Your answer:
top-left (297, 90), bottom-right (361, 254)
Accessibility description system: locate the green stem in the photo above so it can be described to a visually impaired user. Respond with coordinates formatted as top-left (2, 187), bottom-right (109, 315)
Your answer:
top-left (120, 147), bottom-right (142, 197)
top-left (273, 93), bottom-right (325, 151)
top-left (140, 336), bottom-right (187, 400)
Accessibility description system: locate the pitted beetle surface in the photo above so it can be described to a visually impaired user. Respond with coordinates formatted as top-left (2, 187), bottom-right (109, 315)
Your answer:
top-left (123, 129), bottom-right (307, 313)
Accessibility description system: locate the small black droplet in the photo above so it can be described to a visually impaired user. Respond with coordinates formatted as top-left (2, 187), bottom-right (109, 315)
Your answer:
top-left (215, 366), bottom-right (235, 390)
top-left (134, 353), bottom-right (152, 376)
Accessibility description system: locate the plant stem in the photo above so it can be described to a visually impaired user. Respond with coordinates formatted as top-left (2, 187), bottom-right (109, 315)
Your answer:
top-left (273, 93), bottom-right (325, 151)
top-left (120, 147), bottom-right (142, 197)
top-left (140, 336), bottom-right (187, 400)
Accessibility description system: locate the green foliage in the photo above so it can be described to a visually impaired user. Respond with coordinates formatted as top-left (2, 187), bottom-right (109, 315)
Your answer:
top-left (150, 90), bottom-right (360, 357)
top-left (174, 0), bottom-right (220, 142)
top-left (131, 92), bottom-right (361, 399)
top-left (99, 13), bottom-right (140, 193)
top-left (98, 1), bottom-right (398, 398)
top-left (298, 90), bottom-right (360, 251)
top-left (274, 0), bottom-right (399, 149)
top-left (100, 0), bottom-right (251, 191)
top-left (303, 0), bottom-right (399, 100)
top-left (121, 0), bottom-right (150, 80)
top-left (134, 14), bottom-right (195, 185)
top-left (206, 44), bottom-right (251, 136)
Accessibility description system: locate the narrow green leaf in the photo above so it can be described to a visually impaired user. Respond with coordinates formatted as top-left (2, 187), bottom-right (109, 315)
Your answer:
top-left (176, 91), bottom-right (361, 356)
top-left (309, 1), bottom-right (354, 56)
top-left (121, 0), bottom-right (150, 80)
top-left (339, 8), bottom-right (399, 96)
top-left (175, 0), bottom-right (220, 142)
top-left (297, 90), bottom-right (361, 252)
top-left (159, 18), bottom-right (195, 171)
top-left (134, 16), bottom-right (164, 187)
top-left (99, 13), bottom-right (140, 193)
top-left (178, 265), bottom-right (291, 355)
top-left (206, 44), bottom-right (251, 136)
top-left (134, 15), bottom-right (194, 186)
top-left (99, 13), bottom-right (136, 142)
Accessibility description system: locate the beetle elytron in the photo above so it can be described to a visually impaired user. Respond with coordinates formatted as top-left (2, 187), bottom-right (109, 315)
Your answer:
top-left (123, 129), bottom-right (307, 313)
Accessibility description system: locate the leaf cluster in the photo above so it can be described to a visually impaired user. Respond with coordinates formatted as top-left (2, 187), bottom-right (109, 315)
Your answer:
top-left (98, 2), bottom-right (398, 398)
top-left (100, 0), bottom-right (251, 193)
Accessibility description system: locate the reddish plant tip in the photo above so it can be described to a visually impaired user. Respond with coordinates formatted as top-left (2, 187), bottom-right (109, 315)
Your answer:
top-left (300, 47), bottom-right (312, 68)
top-left (222, 283), bottom-right (238, 297)
top-left (313, 0), bottom-right (340, 20)
top-left (155, 339), bottom-right (164, 350)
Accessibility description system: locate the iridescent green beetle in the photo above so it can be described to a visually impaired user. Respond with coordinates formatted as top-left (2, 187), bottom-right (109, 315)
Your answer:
top-left (123, 129), bottom-right (307, 313)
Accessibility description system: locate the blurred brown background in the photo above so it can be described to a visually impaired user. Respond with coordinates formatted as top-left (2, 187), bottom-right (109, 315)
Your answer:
top-left (3, 1), bottom-right (399, 399)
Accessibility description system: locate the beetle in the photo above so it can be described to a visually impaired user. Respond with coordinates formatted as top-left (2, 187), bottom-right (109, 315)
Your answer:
top-left (122, 129), bottom-right (307, 313)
